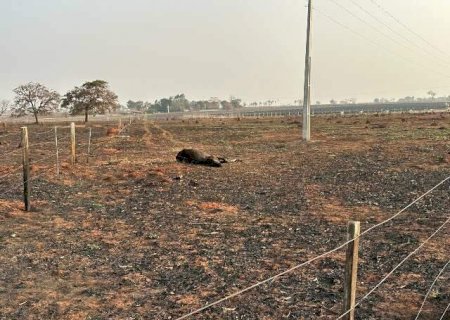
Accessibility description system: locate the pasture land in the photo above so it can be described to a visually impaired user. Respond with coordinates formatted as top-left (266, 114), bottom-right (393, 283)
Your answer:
top-left (0, 113), bottom-right (449, 319)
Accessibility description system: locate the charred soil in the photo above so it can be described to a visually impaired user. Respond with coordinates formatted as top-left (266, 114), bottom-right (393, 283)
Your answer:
top-left (0, 113), bottom-right (449, 320)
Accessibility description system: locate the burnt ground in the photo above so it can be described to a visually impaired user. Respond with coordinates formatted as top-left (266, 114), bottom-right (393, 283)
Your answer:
top-left (0, 113), bottom-right (449, 320)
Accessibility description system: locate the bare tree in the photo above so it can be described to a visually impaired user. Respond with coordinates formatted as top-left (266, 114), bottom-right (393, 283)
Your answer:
top-left (62, 80), bottom-right (119, 122)
top-left (12, 82), bottom-right (60, 124)
top-left (0, 100), bottom-right (10, 116)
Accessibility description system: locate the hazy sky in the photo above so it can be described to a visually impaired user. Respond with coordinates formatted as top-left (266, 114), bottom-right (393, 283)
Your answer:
top-left (1, 0), bottom-right (450, 104)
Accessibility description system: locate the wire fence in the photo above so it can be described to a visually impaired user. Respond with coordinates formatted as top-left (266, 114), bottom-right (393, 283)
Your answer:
top-left (0, 130), bottom-right (21, 139)
top-left (0, 147), bottom-right (22, 159)
top-left (439, 303), bottom-right (450, 320)
top-left (414, 259), bottom-right (450, 320)
top-left (174, 176), bottom-right (450, 319)
top-left (0, 118), bottom-right (136, 197)
top-left (336, 216), bottom-right (450, 319)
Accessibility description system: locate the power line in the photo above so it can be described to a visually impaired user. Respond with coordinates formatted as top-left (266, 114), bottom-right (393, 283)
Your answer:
top-left (414, 259), bottom-right (450, 320)
top-left (337, 215), bottom-right (450, 320)
top-left (346, 0), bottom-right (450, 69)
top-left (327, 0), bottom-right (450, 72)
top-left (368, 0), bottom-right (450, 60)
top-left (313, 7), bottom-right (450, 80)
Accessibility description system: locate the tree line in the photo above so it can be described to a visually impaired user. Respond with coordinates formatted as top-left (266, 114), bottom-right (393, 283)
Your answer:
top-left (2, 83), bottom-right (448, 124)
top-left (0, 80), bottom-right (119, 124)
top-left (126, 94), bottom-right (244, 113)
top-left (0, 82), bottom-right (246, 123)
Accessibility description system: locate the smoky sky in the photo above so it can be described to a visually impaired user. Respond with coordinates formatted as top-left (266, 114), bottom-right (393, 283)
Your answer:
top-left (1, 0), bottom-right (450, 104)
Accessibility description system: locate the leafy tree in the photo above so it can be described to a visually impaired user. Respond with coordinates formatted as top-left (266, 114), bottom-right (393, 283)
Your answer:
top-left (193, 100), bottom-right (207, 111)
top-left (127, 100), bottom-right (145, 111)
top-left (147, 99), bottom-right (169, 113)
top-left (206, 100), bottom-right (220, 110)
top-left (160, 98), bottom-right (171, 112)
top-left (62, 80), bottom-right (119, 122)
top-left (146, 94), bottom-right (190, 113)
top-left (11, 82), bottom-right (60, 124)
top-left (171, 94), bottom-right (190, 112)
top-left (397, 96), bottom-right (415, 103)
top-left (230, 96), bottom-right (243, 109)
top-left (0, 100), bottom-right (10, 116)
top-left (190, 100), bottom-right (221, 111)
top-left (218, 101), bottom-right (229, 110)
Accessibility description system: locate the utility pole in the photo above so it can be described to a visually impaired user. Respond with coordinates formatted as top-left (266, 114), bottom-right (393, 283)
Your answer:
top-left (302, 0), bottom-right (313, 141)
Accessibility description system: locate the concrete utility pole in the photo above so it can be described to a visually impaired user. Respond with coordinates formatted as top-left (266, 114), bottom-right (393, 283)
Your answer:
top-left (302, 0), bottom-right (313, 141)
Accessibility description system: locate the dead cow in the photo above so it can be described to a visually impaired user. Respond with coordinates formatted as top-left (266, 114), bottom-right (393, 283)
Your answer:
top-left (176, 149), bottom-right (222, 167)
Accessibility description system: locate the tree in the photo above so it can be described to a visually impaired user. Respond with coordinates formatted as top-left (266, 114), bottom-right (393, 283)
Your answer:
top-left (398, 96), bottom-right (415, 103)
top-left (62, 80), bottom-right (119, 122)
top-left (221, 100), bottom-right (233, 110)
top-left (127, 100), bottom-right (145, 111)
top-left (427, 90), bottom-right (436, 100)
top-left (230, 97), bottom-right (243, 109)
top-left (171, 94), bottom-right (190, 112)
top-left (0, 100), bottom-right (10, 116)
top-left (12, 82), bottom-right (60, 124)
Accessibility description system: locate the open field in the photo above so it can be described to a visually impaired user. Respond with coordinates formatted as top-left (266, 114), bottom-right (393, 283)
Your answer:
top-left (0, 113), bottom-right (449, 319)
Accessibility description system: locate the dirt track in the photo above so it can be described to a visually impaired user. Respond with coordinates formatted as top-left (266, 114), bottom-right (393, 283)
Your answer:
top-left (0, 113), bottom-right (449, 319)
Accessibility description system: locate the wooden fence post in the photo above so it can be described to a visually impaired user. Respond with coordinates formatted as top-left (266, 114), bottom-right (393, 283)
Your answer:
top-left (70, 122), bottom-right (76, 165)
top-left (343, 221), bottom-right (360, 320)
top-left (55, 126), bottom-right (59, 177)
top-left (21, 127), bottom-right (30, 211)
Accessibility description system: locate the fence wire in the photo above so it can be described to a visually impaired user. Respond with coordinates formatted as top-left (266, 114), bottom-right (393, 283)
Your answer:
top-left (439, 303), bottom-right (450, 320)
top-left (174, 175), bottom-right (450, 320)
top-left (414, 259), bottom-right (450, 320)
top-left (337, 216), bottom-right (450, 319)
